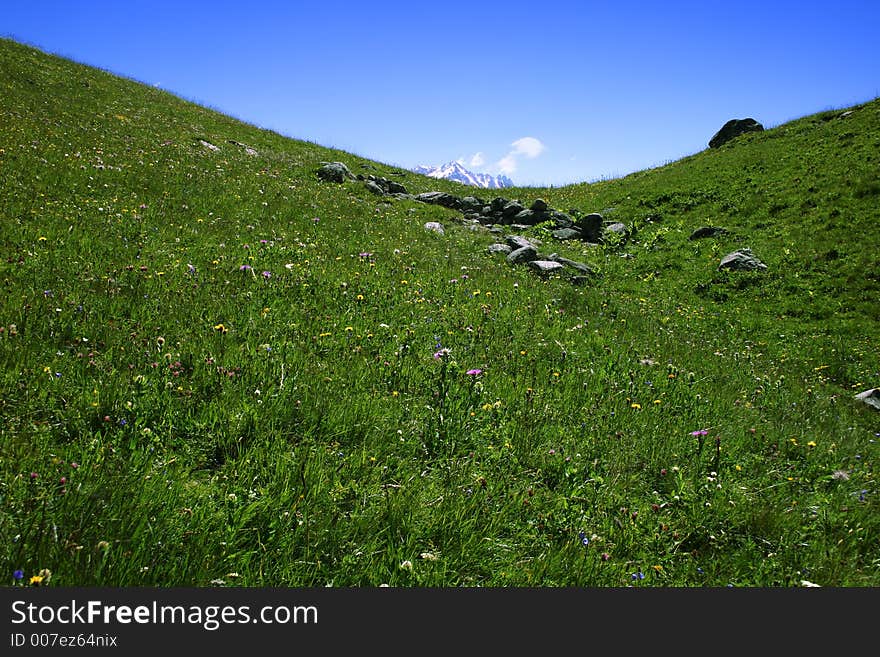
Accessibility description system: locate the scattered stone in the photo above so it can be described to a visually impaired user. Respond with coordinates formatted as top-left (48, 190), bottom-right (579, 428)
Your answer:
top-left (689, 226), bottom-right (729, 240)
top-left (718, 248), bottom-right (767, 271)
top-left (198, 139), bottom-right (220, 152)
top-left (574, 213), bottom-right (603, 240)
top-left (317, 161), bottom-right (355, 183)
top-left (528, 260), bottom-right (565, 275)
top-left (415, 191), bottom-right (462, 210)
top-left (506, 235), bottom-right (537, 251)
top-left (424, 222), bottom-right (445, 235)
top-left (227, 140), bottom-right (257, 156)
top-left (552, 228), bottom-right (583, 241)
top-left (506, 246), bottom-right (538, 264)
top-left (364, 180), bottom-right (385, 195)
top-left (709, 118), bottom-right (764, 148)
top-left (546, 254), bottom-right (597, 275)
top-left (487, 243), bottom-right (512, 255)
top-left (855, 388), bottom-right (880, 410)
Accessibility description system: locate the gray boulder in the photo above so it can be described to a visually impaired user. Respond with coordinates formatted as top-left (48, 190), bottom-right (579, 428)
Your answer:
top-left (506, 235), bottom-right (536, 251)
top-left (424, 222), bottom-right (445, 235)
top-left (552, 228), bottom-right (583, 241)
top-left (317, 161), bottom-right (355, 183)
top-left (528, 260), bottom-right (566, 275)
top-left (530, 199), bottom-right (549, 212)
top-left (507, 246), bottom-right (538, 264)
top-left (574, 213), bottom-right (603, 240)
top-left (364, 180), bottom-right (385, 195)
top-left (709, 118), bottom-right (764, 148)
top-left (487, 243), bottom-right (512, 255)
top-left (718, 248), bottom-right (767, 271)
top-left (855, 388), bottom-right (880, 410)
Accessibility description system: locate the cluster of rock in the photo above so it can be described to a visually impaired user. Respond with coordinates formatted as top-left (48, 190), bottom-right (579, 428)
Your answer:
top-left (315, 160), bottom-right (769, 280)
top-left (486, 234), bottom-right (598, 285)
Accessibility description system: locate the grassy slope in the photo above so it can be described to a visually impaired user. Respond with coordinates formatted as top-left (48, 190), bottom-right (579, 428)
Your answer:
top-left (1, 38), bottom-right (878, 587)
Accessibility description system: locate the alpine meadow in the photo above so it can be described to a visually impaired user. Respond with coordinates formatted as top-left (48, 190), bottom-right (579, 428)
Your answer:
top-left (2, 38), bottom-right (878, 588)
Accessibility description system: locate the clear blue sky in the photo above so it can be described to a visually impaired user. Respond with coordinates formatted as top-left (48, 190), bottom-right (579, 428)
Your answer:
top-left (4, 1), bottom-right (879, 186)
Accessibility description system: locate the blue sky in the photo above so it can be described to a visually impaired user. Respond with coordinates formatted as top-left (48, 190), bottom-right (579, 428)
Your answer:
top-left (4, 1), bottom-right (879, 187)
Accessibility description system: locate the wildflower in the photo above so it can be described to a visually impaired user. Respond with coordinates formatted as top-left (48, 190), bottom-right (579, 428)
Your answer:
top-left (578, 531), bottom-right (590, 546)
top-left (631, 571), bottom-right (645, 581)
top-left (466, 368), bottom-right (483, 376)
top-left (631, 403), bottom-right (642, 409)
top-left (601, 553), bottom-right (611, 561)
top-left (262, 270), bottom-right (271, 279)
top-left (807, 440), bottom-right (817, 448)
top-left (690, 429), bottom-right (709, 436)
top-left (213, 324), bottom-right (228, 334)
top-left (29, 575), bottom-right (43, 586)
top-left (29, 472), bottom-right (38, 480)
top-left (156, 336), bottom-right (165, 348)
top-left (13, 569), bottom-right (24, 581)
top-left (239, 264), bottom-right (253, 272)
top-left (358, 252), bottom-right (372, 258)
top-left (400, 560), bottom-right (413, 572)
top-left (433, 347), bottom-right (451, 360)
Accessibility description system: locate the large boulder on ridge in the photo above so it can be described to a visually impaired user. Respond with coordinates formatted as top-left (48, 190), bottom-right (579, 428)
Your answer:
top-left (709, 118), bottom-right (764, 148)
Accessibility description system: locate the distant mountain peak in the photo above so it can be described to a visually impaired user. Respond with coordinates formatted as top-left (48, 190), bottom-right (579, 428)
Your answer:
top-left (414, 161), bottom-right (513, 189)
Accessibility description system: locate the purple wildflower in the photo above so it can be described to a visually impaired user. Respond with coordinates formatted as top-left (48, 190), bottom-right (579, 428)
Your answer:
top-left (690, 429), bottom-right (709, 437)
top-left (466, 368), bottom-right (483, 376)
top-left (13, 569), bottom-right (24, 581)
top-left (262, 271), bottom-right (271, 279)
top-left (239, 264), bottom-right (253, 272)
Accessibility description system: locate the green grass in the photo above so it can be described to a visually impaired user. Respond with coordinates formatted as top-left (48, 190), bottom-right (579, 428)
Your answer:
top-left (1, 38), bottom-right (878, 587)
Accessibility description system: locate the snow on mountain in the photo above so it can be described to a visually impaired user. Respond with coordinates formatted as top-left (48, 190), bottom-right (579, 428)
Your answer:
top-left (414, 161), bottom-right (513, 189)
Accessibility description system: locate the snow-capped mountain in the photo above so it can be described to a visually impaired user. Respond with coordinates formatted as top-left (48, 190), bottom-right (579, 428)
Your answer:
top-left (414, 161), bottom-right (513, 189)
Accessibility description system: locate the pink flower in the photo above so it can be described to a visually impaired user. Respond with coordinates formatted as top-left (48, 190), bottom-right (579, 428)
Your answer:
top-left (466, 369), bottom-right (483, 376)
top-left (690, 429), bottom-right (709, 436)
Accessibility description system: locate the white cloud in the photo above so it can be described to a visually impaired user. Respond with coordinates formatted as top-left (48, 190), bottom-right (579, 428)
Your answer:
top-left (497, 153), bottom-right (518, 175)
top-left (494, 136), bottom-right (546, 175)
top-left (469, 152), bottom-right (485, 168)
top-left (510, 137), bottom-right (546, 158)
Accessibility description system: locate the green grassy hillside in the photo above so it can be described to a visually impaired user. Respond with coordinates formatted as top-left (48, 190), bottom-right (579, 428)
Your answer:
top-left (1, 38), bottom-right (878, 587)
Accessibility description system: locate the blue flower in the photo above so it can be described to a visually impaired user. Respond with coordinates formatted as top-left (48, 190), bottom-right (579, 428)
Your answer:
top-left (631, 571), bottom-right (645, 580)
top-left (578, 531), bottom-right (589, 546)
top-left (13, 569), bottom-right (24, 581)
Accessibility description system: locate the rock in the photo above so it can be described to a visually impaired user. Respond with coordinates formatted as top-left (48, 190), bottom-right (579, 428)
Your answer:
top-left (227, 140), bottom-right (257, 155)
top-left (364, 180), bottom-right (385, 195)
top-left (718, 248), bottom-right (767, 271)
top-left (855, 388), bottom-right (880, 410)
top-left (506, 246), bottom-right (538, 264)
top-left (317, 161), bottom-right (355, 183)
top-left (603, 223), bottom-right (628, 241)
top-left (689, 226), bottom-right (729, 240)
top-left (198, 139), bottom-right (220, 152)
top-left (528, 260), bottom-right (566, 275)
top-left (551, 228), bottom-right (583, 241)
top-left (424, 222), bottom-right (445, 235)
top-left (487, 243), bottom-right (512, 255)
top-left (459, 196), bottom-right (485, 212)
top-left (505, 235), bottom-right (536, 251)
top-left (530, 199), bottom-right (549, 212)
top-left (569, 275), bottom-right (592, 286)
top-left (574, 213), bottom-right (603, 239)
top-left (709, 118), bottom-right (764, 148)
top-left (415, 192), bottom-right (462, 210)
top-left (546, 254), bottom-right (597, 275)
